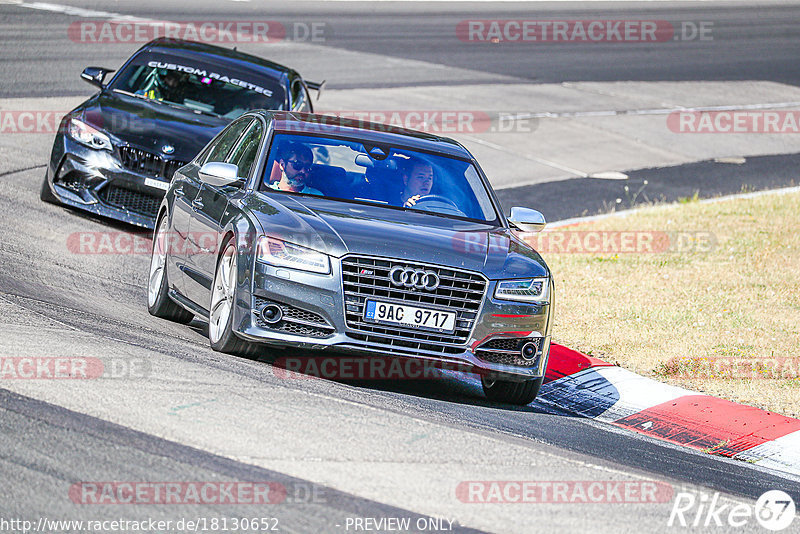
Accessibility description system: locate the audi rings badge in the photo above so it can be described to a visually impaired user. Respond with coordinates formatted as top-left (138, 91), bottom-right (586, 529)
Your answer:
top-left (389, 266), bottom-right (440, 291)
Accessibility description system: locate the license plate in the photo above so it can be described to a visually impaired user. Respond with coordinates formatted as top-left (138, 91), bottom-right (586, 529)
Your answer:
top-left (364, 300), bottom-right (456, 333)
top-left (144, 178), bottom-right (169, 191)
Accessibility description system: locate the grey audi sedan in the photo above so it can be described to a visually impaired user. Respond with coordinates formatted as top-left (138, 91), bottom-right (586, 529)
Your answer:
top-left (148, 111), bottom-right (554, 404)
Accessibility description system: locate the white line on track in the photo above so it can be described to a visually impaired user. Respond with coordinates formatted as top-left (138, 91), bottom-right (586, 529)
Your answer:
top-left (548, 184), bottom-right (800, 228)
top-left (461, 134), bottom-right (590, 178)
top-left (506, 100), bottom-right (800, 121)
top-left (283, 0), bottom-right (760, 2)
top-left (14, 2), bottom-right (165, 24)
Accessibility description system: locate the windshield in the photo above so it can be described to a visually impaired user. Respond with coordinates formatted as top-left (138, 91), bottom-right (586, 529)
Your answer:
top-left (260, 133), bottom-right (499, 223)
top-left (110, 56), bottom-right (286, 119)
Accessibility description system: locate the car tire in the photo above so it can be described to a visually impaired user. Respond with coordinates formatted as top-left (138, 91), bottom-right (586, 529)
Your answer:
top-left (481, 375), bottom-right (543, 405)
top-left (40, 174), bottom-right (59, 204)
top-left (208, 238), bottom-right (261, 358)
top-left (147, 215), bottom-right (194, 324)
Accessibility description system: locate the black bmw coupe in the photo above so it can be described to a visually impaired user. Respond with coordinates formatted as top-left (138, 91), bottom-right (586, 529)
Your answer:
top-left (41, 38), bottom-right (323, 228)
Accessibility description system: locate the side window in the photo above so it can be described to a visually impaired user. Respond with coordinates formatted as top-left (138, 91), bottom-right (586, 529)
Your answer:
top-left (227, 120), bottom-right (264, 179)
top-left (290, 80), bottom-right (308, 111)
top-left (203, 118), bottom-right (252, 164)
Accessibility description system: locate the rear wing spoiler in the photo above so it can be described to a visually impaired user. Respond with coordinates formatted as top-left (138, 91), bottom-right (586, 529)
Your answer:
top-left (306, 80), bottom-right (326, 100)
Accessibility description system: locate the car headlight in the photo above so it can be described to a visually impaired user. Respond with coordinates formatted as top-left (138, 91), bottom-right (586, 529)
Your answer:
top-left (66, 118), bottom-right (112, 151)
top-left (256, 236), bottom-right (330, 274)
top-left (494, 277), bottom-right (549, 303)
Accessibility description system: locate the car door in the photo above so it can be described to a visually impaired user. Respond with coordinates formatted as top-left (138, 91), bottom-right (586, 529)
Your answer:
top-left (182, 117), bottom-right (255, 307)
top-left (165, 161), bottom-right (203, 298)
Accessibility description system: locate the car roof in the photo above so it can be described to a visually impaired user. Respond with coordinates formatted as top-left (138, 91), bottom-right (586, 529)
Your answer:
top-left (142, 38), bottom-right (293, 81)
top-left (260, 111), bottom-right (473, 159)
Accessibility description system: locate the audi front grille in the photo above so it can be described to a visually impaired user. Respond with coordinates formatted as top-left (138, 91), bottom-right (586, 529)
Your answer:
top-left (341, 255), bottom-right (487, 355)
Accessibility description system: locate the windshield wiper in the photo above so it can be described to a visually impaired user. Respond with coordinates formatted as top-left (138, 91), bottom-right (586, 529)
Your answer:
top-left (113, 89), bottom-right (149, 101)
top-left (185, 106), bottom-right (221, 118)
top-left (113, 89), bottom-right (173, 109)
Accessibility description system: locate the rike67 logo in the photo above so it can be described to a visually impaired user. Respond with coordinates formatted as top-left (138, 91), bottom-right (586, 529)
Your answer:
top-left (669, 490), bottom-right (795, 531)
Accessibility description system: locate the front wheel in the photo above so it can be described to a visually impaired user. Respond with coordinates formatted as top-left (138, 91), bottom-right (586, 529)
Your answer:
top-left (481, 375), bottom-right (543, 405)
top-left (208, 240), bottom-right (260, 358)
top-left (148, 216), bottom-right (194, 323)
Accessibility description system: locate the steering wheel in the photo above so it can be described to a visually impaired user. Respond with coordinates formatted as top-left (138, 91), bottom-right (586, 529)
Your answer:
top-left (412, 195), bottom-right (460, 210)
top-left (409, 194), bottom-right (466, 217)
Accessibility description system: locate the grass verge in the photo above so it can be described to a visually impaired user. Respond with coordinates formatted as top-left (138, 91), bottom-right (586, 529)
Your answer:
top-left (529, 189), bottom-right (800, 417)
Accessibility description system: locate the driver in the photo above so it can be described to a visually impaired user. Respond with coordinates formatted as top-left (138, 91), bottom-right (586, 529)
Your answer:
top-left (268, 143), bottom-right (323, 196)
top-left (399, 158), bottom-right (434, 208)
top-left (139, 70), bottom-right (187, 103)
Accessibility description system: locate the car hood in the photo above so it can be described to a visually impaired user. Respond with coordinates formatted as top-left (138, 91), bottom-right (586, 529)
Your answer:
top-left (78, 92), bottom-right (228, 162)
top-left (246, 193), bottom-right (548, 280)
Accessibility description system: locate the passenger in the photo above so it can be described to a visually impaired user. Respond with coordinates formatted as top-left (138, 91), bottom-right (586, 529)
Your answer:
top-left (269, 143), bottom-right (323, 196)
top-left (399, 158), bottom-right (434, 207)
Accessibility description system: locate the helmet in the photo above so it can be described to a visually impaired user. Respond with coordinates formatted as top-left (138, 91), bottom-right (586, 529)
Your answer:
top-left (153, 70), bottom-right (187, 100)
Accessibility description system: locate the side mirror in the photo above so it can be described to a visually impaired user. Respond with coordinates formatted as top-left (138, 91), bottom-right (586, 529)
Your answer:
top-left (198, 162), bottom-right (242, 187)
top-left (81, 67), bottom-right (115, 89)
top-left (508, 207), bottom-right (546, 233)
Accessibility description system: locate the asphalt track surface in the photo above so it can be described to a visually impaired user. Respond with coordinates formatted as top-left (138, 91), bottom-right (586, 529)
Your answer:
top-left (495, 152), bottom-right (800, 222)
top-left (1, 1), bottom-right (800, 533)
top-left (4, 0), bottom-right (800, 96)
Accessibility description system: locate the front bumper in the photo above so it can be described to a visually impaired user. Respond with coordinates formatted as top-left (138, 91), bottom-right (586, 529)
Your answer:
top-left (235, 257), bottom-right (552, 381)
top-left (44, 134), bottom-right (178, 229)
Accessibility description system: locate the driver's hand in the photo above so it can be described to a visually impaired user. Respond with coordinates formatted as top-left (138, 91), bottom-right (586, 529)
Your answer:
top-left (404, 195), bottom-right (421, 208)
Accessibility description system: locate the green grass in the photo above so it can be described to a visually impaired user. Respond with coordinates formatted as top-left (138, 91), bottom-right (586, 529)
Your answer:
top-left (531, 190), bottom-right (800, 417)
